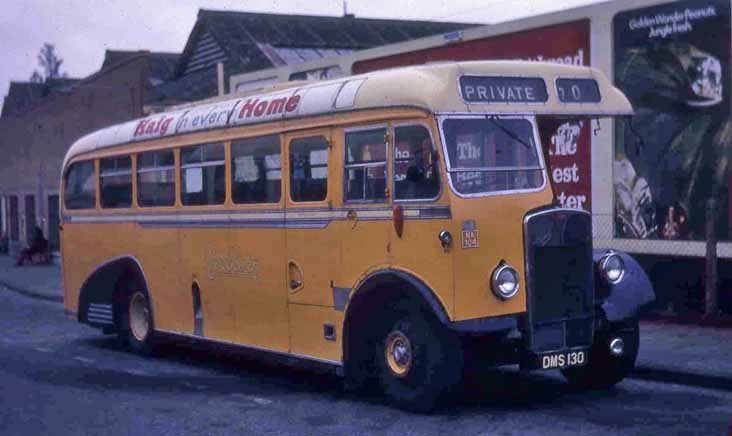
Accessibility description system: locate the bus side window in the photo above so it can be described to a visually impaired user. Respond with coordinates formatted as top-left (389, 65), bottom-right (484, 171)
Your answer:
top-left (344, 127), bottom-right (387, 202)
top-left (289, 136), bottom-right (328, 202)
top-left (232, 135), bottom-right (281, 204)
top-left (100, 156), bottom-right (132, 209)
top-left (64, 161), bottom-right (96, 210)
top-left (394, 125), bottom-right (440, 201)
top-left (180, 143), bottom-right (225, 206)
top-left (137, 150), bottom-right (175, 207)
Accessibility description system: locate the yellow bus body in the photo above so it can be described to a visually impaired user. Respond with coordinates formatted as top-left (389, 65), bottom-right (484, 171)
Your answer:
top-left (61, 62), bottom-right (642, 404)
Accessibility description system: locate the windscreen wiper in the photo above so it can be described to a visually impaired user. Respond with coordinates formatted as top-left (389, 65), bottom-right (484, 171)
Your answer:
top-left (486, 115), bottom-right (532, 150)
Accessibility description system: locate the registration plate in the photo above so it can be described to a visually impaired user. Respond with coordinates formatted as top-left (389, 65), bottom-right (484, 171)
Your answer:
top-left (539, 349), bottom-right (588, 370)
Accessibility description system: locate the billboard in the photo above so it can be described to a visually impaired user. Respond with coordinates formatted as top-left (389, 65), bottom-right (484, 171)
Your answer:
top-left (354, 21), bottom-right (593, 211)
top-left (613, 0), bottom-right (732, 240)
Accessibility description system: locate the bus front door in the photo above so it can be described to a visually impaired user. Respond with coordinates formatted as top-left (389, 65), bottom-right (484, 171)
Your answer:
top-left (284, 129), bottom-right (342, 361)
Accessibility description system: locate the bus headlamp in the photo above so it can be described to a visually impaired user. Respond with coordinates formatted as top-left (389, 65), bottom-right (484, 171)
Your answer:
top-left (491, 264), bottom-right (520, 300)
top-left (599, 252), bottom-right (625, 284)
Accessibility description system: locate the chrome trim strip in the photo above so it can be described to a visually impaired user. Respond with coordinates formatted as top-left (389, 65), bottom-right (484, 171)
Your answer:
top-left (155, 328), bottom-right (343, 367)
top-left (63, 205), bottom-right (453, 227)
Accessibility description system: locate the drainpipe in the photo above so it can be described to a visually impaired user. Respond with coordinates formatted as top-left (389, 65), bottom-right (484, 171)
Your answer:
top-left (217, 62), bottom-right (225, 96)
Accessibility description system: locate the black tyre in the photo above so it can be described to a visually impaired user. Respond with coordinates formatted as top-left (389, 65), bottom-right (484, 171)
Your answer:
top-left (118, 289), bottom-right (156, 355)
top-left (561, 320), bottom-right (639, 389)
top-left (375, 300), bottom-right (463, 413)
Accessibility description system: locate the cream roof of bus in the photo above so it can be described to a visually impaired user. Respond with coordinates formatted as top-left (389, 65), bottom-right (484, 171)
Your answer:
top-left (63, 60), bottom-right (632, 167)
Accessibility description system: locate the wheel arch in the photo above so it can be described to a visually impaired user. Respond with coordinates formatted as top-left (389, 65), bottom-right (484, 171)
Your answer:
top-left (342, 269), bottom-right (450, 367)
top-left (77, 255), bottom-right (151, 330)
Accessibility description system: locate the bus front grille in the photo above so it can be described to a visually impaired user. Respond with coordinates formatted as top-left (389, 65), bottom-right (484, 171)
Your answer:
top-left (523, 209), bottom-right (594, 353)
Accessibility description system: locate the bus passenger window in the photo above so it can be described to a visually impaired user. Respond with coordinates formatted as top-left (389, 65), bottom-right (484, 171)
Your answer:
top-left (232, 135), bottom-right (281, 204)
top-left (137, 150), bottom-right (175, 207)
top-left (100, 156), bottom-right (132, 209)
top-left (180, 143), bottom-right (225, 206)
top-left (64, 161), bottom-right (95, 209)
top-left (344, 127), bottom-right (387, 202)
top-left (290, 136), bottom-right (328, 202)
top-left (394, 125), bottom-right (440, 200)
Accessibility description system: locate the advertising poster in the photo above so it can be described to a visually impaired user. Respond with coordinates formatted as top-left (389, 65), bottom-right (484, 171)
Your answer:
top-left (613, 0), bottom-right (732, 240)
top-left (353, 21), bottom-right (593, 211)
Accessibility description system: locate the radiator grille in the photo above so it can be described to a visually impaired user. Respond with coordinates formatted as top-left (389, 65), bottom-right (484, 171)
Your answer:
top-left (524, 209), bottom-right (594, 353)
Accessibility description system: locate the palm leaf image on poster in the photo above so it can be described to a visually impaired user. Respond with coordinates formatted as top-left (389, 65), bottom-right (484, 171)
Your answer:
top-left (615, 35), bottom-right (731, 240)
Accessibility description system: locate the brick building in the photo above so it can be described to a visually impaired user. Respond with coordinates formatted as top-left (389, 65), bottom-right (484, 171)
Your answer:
top-left (0, 50), bottom-right (178, 252)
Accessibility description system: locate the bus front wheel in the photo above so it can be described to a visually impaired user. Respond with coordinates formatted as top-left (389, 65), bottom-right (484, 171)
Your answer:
top-left (119, 290), bottom-right (156, 355)
top-left (375, 300), bottom-right (462, 413)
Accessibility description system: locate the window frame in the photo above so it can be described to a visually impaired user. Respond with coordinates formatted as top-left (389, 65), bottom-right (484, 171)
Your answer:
top-left (179, 142), bottom-right (226, 207)
top-left (287, 133), bottom-right (331, 204)
top-left (230, 134), bottom-right (283, 206)
top-left (436, 114), bottom-right (547, 199)
top-left (136, 149), bottom-right (177, 208)
top-left (342, 124), bottom-right (389, 204)
top-left (63, 159), bottom-right (97, 211)
top-left (391, 121), bottom-right (442, 203)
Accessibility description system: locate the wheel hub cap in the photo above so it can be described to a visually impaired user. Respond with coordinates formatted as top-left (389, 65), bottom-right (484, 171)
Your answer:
top-left (129, 292), bottom-right (149, 342)
top-left (385, 331), bottom-right (412, 377)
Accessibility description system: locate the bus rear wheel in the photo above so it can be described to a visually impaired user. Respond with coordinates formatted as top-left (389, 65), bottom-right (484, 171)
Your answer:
top-left (375, 300), bottom-right (462, 413)
top-left (119, 290), bottom-right (156, 355)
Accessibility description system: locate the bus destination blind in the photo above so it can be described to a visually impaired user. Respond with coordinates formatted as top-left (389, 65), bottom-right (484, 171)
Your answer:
top-left (555, 78), bottom-right (601, 103)
top-left (459, 76), bottom-right (548, 104)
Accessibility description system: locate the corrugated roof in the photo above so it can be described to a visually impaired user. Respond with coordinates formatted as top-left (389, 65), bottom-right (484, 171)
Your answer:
top-left (165, 9), bottom-right (479, 102)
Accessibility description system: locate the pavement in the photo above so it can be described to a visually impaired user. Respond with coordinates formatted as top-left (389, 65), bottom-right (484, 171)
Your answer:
top-left (1, 253), bottom-right (731, 393)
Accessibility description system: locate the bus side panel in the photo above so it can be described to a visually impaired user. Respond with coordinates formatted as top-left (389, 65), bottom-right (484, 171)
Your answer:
top-left (229, 226), bottom-right (290, 352)
top-left (288, 304), bottom-right (344, 362)
top-left (450, 189), bottom-right (554, 321)
top-left (179, 227), bottom-right (238, 342)
top-left (388, 215), bottom-right (454, 318)
top-left (133, 225), bottom-right (182, 333)
top-left (62, 222), bottom-right (138, 314)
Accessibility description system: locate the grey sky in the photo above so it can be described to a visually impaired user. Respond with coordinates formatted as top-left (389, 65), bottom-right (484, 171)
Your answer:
top-left (0, 0), bottom-right (604, 97)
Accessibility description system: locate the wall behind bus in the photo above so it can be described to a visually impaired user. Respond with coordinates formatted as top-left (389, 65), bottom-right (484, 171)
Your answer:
top-left (0, 54), bottom-right (156, 246)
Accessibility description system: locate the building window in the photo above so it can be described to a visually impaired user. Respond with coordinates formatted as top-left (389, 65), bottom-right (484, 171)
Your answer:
top-left (344, 127), bottom-right (387, 202)
top-left (394, 125), bottom-right (440, 200)
top-left (100, 156), bottom-right (133, 209)
top-left (290, 136), bottom-right (328, 202)
top-left (232, 135), bottom-right (281, 204)
top-left (180, 142), bottom-right (225, 206)
top-left (137, 150), bottom-right (175, 207)
top-left (64, 161), bottom-right (96, 210)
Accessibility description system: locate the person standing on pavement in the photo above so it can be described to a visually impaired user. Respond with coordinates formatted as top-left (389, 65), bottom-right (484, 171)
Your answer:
top-left (15, 226), bottom-right (48, 266)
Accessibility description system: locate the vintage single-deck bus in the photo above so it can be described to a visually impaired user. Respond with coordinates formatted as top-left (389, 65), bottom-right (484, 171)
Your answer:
top-left (61, 61), bottom-right (654, 412)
